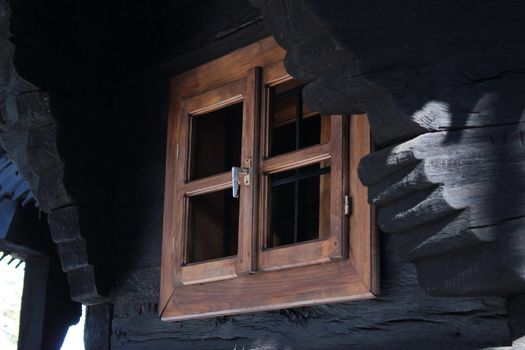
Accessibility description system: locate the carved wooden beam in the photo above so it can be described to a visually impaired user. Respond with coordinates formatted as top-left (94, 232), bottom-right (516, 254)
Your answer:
top-left (252, 0), bottom-right (525, 296)
top-left (0, 0), bottom-right (107, 304)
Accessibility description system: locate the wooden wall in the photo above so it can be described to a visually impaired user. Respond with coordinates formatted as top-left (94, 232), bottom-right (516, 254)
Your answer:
top-left (104, 2), bottom-right (514, 349)
top-left (2, 0), bottom-right (523, 348)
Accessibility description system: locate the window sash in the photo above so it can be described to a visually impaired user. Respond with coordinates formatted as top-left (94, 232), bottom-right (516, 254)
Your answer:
top-left (258, 114), bottom-right (347, 271)
top-left (160, 37), bottom-right (376, 321)
top-left (170, 73), bottom-right (258, 286)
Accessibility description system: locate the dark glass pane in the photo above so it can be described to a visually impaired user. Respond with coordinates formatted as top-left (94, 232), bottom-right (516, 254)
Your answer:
top-left (269, 83), bottom-right (324, 157)
top-left (187, 189), bottom-right (239, 263)
top-left (267, 163), bottom-right (331, 248)
top-left (190, 102), bottom-right (243, 180)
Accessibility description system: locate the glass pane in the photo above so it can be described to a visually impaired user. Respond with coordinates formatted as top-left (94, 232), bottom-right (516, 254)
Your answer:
top-left (187, 189), bottom-right (239, 263)
top-left (190, 102), bottom-right (243, 180)
top-left (269, 82), bottom-right (328, 157)
top-left (267, 162), bottom-right (331, 248)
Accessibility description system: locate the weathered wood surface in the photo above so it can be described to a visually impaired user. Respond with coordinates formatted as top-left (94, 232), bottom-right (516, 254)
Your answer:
top-left (107, 70), bottom-right (512, 350)
top-left (110, 219), bottom-right (511, 349)
top-left (360, 123), bottom-right (525, 296)
top-left (2, 0), bottom-right (524, 348)
top-left (18, 238), bottom-right (81, 350)
top-left (110, 0), bottom-right (523, 348)
top-left (251, 0), bottom-right (525, 299)
top-left (1, 0), bottom-right (269, 307)
top-left (254, 0), bottom-right (525, 145)
top-left (0, 0), bottom-right (108, 304)
top-left (85, 304), bottom-right (112, 350)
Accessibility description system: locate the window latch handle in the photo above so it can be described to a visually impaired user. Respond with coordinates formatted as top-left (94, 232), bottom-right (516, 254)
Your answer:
top-left (232, 166), bottom-right (249, 198)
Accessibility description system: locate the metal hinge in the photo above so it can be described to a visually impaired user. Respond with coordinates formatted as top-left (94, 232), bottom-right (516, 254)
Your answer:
top-left (344, 195), bottom-right (351, 216)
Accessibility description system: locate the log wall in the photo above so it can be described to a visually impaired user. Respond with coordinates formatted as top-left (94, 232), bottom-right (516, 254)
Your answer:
top-left (105, 2), bottom-right (519, 348)
top-left (1, 0), bottom-right (524, 348)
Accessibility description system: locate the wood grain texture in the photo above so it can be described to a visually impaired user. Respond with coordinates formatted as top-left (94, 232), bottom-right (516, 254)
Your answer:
top-left (171, 36), bottom-right (285, 99)
top-left (180, 257), bottom-right (238, 285)
top-left (161, 40), bottom-right (376, 320)
top-left (164, 78), bottom-right (252, 290)
top-left (258, 106), bottom-right (347, 270)
top-left (258, 116), bottom-right (348, 270)
top-left (8, 0), bottom-right (523, 347)
top-left (183, 78), bottom-right (245, 116)
top-left (348, 115), bottom-right (376, 294)
top-left (261, 143), bottom-right (330, 174)
top-left (109, 43), bottom-right (513, 350)
top-left (183, 172), bottom-right (231, 197)
top-left (252, 0), bottom-right (525, 299)
top-left (359, 122), bottom-right (525, 295)
top-left (0, 0), bottom-right (109, 304)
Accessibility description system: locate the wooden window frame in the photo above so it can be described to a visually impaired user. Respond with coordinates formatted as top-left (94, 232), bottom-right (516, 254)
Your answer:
top-left (171, 76), bottom-right (255, 286)
top-left (258, 65), bottom-right (347, 271)
top-left (160, 37), bottom-right (378, 321)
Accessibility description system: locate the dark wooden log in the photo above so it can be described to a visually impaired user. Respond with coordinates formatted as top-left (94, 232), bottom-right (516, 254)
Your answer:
top-left (0, 0), bottom-right (107, 305)
top-left (358, 123), bottom-right (525, 295)
top-left (18, 255), bottom-right (48, 350)
top-left (509, 293), bottom-right (525, 346)
top-left (48, 205), bottom-right (109, 303)
top-left (252, 0), bottom-right (525, 144)
top-left (18, 250), bottom-right (82, 350)
top-left (252, 0), bottom-right (525, 299)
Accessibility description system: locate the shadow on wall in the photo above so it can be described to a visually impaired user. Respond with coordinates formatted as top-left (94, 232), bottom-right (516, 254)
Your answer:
top-left (252, 0), bottom-right (525, 309)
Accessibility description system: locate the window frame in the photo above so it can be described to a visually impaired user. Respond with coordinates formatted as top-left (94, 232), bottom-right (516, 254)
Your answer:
top-left (170, 76), bottom-right (257, 286)
top-left (257, 63), bottom-right (347, 271)
top-left (160, 37), bottom-right (377, 321)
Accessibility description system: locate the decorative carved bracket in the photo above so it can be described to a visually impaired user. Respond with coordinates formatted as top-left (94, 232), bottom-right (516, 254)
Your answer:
top-left (252, 0), bottom-right (525, 296)
top-left (0, 0), bottom-right (107, 304)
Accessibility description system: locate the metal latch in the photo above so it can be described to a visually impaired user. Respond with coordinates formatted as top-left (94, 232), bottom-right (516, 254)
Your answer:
top-left (232, 158), bottom-right (251, 198)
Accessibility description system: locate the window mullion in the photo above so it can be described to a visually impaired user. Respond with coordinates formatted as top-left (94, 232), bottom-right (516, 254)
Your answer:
top-left (237, 67), bottom-right (262, 274)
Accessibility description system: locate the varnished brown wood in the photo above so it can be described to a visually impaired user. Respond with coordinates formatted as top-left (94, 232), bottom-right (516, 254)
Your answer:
top-left (169, 77), bottom-right (254, 287)
top-left (161, 37), bottom-right (377, 321)
top-left (237, 67), bottom-right (260, 274)
top-left (162, 257), bottom-right (372, 321)
top-left (328, 115), bottom-right (347, 259)
top-left (160, 93), bottom-right (183, 314)
top-left (183, 78), bottom-right (245, 116)
top-left (180, 256), bottom-right (238, 285)
top-left (319, 117), bottom-right (331, 238)
top-left (259, 237), bottom-right (338, 271)
top-left (261, 143), bottom-right (331, 174)
top-left (183, 172), bottom-right (231, 197)
top-left (258, 116), bottom-right (346, 271)
top-left (262, 61), bottom-right (291, 87)
top-left (348, 115), bottom-right (377, 293)
top-left (257, 61), bottom-right (347, 271)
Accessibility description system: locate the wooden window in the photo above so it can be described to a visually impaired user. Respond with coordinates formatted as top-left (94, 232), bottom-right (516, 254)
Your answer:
top-left (160, 37), bottom-right (377, 321)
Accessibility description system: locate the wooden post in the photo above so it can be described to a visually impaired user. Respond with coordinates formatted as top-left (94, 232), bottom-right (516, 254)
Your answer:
top-left (18, 256), bottom-right (49, 350)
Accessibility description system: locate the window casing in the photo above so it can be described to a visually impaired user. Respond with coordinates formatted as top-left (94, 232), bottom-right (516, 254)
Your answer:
top-left (160, 37), bottom-right (377, 321)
